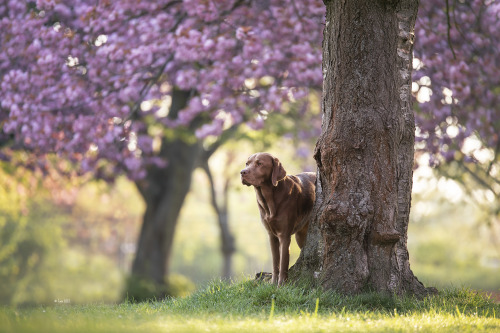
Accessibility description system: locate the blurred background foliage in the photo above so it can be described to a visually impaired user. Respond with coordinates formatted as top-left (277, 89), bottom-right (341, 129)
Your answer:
top-left (1, 123), bottom-right (499, 305)
top-left (409, 162), bottom-right (500, 291)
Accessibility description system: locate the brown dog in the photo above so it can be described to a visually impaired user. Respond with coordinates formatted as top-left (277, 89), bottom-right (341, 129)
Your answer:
top-left (241, 152), bottom-right (316, 285)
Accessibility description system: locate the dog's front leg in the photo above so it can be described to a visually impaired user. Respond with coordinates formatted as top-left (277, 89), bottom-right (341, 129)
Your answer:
top-left (278, 235), bottom-right (291, 286)
top-left (269, 234), bottom-right (280, 284)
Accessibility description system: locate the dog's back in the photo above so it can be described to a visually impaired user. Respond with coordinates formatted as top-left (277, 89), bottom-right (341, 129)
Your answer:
top-left (286, 172), bottom-right (316, 214)
top-left (282, 172), bottom-right (316, 234)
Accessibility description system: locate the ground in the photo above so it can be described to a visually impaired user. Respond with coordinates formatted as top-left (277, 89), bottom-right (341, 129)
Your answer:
top-left (1, 280), bottom-right (499, 333)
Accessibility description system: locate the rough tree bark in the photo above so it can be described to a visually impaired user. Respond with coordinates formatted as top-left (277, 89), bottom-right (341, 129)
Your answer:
top-left (292, 0), bottom-right (436, 296)
top-left (131, 89), bottom-right (203, 295)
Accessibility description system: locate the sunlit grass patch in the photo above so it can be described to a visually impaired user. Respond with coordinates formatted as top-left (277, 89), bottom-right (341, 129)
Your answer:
top-left (1, 280), bottom-right (499, 333)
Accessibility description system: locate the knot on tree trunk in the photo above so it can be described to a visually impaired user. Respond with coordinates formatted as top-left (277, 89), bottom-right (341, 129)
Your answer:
top-left (371, 227), bottom-right (401, 245)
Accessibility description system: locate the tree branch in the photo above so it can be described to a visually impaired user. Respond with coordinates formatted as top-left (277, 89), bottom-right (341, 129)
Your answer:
top-left (200, 158), bottom-right (221, 217)
top-left (459, 162), bottom-right (498, 196)
top-left (203, 124), bottom-right (242, 161)
top-left (486, 139), bottom-right (500, 175)
top-left (446, 0), bottom-right (457, 59)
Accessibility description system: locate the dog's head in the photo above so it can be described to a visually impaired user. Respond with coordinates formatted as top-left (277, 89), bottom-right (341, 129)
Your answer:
top-left (240, 152), bottom-right (286, 187)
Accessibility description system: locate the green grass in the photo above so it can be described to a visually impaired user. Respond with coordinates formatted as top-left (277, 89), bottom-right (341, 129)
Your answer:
top-left (1, 279), bottom-right (499, 333)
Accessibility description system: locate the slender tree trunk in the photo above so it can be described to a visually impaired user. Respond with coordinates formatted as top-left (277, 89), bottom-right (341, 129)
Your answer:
top-left (200, 156), bottom-right (236, 280)
top-left (130, 89), bottom-right (202, 297)
top-left (292, 0), bottom-right (436, 296)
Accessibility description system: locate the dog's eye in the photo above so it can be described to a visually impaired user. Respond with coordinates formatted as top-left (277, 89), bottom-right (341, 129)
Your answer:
top-left (256, 162), bottom-right (261, 166)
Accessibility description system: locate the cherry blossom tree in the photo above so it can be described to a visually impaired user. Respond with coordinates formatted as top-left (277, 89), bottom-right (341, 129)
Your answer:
top-left (1, 0), bottom-right (323, 176)
top-left (1, 0), bottom-right (499, 297)
top-left (414, 0), bottom-right (500, 200)
top-left (1, 0), bottom-right (323, 297)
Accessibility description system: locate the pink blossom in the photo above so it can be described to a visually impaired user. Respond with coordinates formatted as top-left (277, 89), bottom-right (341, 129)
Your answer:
top-left (415, 0), bottom-right (500, 168)
top-left (2, 0), bottom-right (434, 180)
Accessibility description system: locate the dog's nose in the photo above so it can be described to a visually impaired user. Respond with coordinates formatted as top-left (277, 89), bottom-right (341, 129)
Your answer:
top-left (240, 169), bottom-right (247, 175)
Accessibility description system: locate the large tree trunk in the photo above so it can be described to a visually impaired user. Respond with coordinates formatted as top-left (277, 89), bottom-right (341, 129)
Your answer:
top-left (130, 89), bottom-right (202, 298)
top-left (292, 0), bottom-right (436, 296)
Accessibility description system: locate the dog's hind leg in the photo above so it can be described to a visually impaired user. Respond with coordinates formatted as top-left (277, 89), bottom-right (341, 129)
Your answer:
top-left (295, 223), bottom-right (309, 249)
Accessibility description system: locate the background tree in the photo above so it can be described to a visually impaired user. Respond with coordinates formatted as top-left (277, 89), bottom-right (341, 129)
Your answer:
top-left (0, 0), bottom-right (323, 297)
top-left (200, 150), bottom-right (236, 280)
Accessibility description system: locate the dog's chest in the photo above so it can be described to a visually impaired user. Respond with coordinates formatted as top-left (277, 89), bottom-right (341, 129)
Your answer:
top-left (256, 193), bottom-right (271, 219)
top-left (259, 211), bottom-right (281, 235)
top-left (255, 187), bottom-right (275, 218)
top-left (255, 187), bottom-right (287, 235)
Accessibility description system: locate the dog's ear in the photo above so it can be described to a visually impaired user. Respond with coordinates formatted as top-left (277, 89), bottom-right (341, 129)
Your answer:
top-left (271, 157), bottom-right (287, 186)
